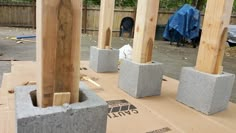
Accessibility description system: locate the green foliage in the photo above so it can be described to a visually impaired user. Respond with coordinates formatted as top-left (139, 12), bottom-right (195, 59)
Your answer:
top-left (84, 0), bottom-right (100, 6)
top-left (159, 0), bottom-right (206, 10)
top-left (2, 0), bottom-right (236, 13)
top-left (160, 0), bottom-right (188, 9)
top-left (233, 0), bottom-right (236, 13)
top-left (115, 0), bottom-right (136, 7)
top-left (83, 0), bottom-right (202, 9)
top-left (0, 0), bottom-right (33, 3)
top-left (84, 0), bottom-right (136, 7)
top-left (83, 0), bottom-right (236, 13)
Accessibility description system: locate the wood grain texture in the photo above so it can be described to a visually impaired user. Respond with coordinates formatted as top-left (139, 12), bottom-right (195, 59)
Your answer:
top-left (53, 92), bottom-right (71, 106)
top-left (214, 28), bottom-right (228, 74)
top-left (36, 0), bottom-right (82, 107)
top-left (132, 0), bottom-right (160, 63)
top-left (97, 0), bottom-right (115, 49)
top-left (195, 0), bottom-right (233, 74)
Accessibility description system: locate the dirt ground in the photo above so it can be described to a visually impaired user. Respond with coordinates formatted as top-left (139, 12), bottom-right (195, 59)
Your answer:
top-left (0, 27), bottom-right (236, 103)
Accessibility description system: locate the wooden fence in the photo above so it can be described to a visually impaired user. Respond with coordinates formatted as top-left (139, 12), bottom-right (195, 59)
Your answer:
top-left (0, 1), bottom-right (36, 28)
top-left (1, 4), bottom-right (236, 37)
top-left (83, 7), bottom-right (136, 36)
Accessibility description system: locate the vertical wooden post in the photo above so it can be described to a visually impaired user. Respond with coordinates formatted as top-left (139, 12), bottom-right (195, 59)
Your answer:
top-left (196, 0), bottom-right (233, 74)
top-left (84, 1), bottom-right (88, 34)
top-left (36, 0), bottom-right (82, 107)
top-left (97, 0), bottom-right (115, 49)
top-left (32, 0), bottom-right (36, 29)
top-left (132, 6), bottom-right (137, 38)
top-left (132, 0), bottom-right (160, 63)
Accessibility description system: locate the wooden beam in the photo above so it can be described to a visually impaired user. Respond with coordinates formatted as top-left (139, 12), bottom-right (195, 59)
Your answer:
top-left (97, 0), bottom-right (115, 49)
top-left (53, 92), bottom-right (71, 106)
top-left (36, 0), bottom-right (82, 107)
top-left (32, 0), bottom-right (36, 29)
top-left (132, 0), bottom-right (160, 63)
top-left (195, 0), bottom-right (233, 74)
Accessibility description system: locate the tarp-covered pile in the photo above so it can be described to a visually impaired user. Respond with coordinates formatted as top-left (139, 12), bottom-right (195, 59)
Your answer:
top-left (163, 4), bottom-right (201, 43)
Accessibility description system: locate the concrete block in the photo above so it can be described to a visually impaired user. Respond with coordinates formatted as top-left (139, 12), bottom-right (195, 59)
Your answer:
top-left (89, 46), bottom-right (119, 73)
top-left (118, 59), bottom-right (163, 98)
top-left (15, 82), bottom-right (108, 133)
top-left (177, 67), bottom-right (235, 115)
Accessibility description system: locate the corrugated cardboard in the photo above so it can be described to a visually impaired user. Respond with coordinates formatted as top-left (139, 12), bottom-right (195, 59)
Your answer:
top-left (0, 61), bottom-right (235, 133)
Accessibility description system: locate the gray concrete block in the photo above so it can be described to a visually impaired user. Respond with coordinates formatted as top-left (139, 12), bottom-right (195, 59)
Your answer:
top-left (15, 82), bottom-right (108, 133)
top-left (118, 59), bottom-right (163, 98)
top-left (89, 46), bottom-right (119, 73)
top-left (177, 67), bottom-right (235, 115)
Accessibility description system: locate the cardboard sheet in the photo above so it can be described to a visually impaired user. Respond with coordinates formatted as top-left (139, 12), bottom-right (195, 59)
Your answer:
top-left (0, 61), bottom-right (235, 133)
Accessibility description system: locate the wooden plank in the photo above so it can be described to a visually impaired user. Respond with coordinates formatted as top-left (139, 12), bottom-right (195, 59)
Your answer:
top-left (53, 92), bottom-right (71, 106)
top-left (132, 0), bottom-right (160, 63)
top-left (8, 111), bottom-right (15, 133)
top-left (0, 112), bottom-right (8, 133)
top-left (214, 28), bottom-right (228, 74)
top-left (0, 97), bottom-right (8, 111)
top-left (97, 0), bottom-right (115, 49)
top-left (195, 0), bottom-right (234, 74)
top-left (32, 0), bottom-right (36, 28)
top-left (36, 0), bottom-right (82, 107)
top-left (11, 61), bottom-right (36, 74)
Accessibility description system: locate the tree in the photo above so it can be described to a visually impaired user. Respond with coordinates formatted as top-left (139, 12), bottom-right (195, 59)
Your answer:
top-left (82, 0), bottom-right (235, 13)
top-left (83, 0), bottom-right (137, 7)
top-left (191, 0), bottom-right (206, 10)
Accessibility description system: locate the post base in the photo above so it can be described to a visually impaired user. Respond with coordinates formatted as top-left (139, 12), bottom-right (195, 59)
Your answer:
top-left (177, 67), bottom-right (235, 115)
top-left (89, 46), bottom-right (119, 73)
top-left (118, 59), bottom-right (163, 98)
top-left (15, 82), bottom-right (108, 133)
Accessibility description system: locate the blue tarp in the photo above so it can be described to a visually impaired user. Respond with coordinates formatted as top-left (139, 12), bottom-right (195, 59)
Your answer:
top-left (163, 4), bottom-right (201, 42)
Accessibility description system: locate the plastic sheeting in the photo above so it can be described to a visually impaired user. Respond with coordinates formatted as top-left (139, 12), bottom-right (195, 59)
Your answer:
top-left (228, 25), bottom-right (236, 43)
top-left (119, 44), bottom-right (132, 60)
top-left (163, 4), bottom-right (201, 42)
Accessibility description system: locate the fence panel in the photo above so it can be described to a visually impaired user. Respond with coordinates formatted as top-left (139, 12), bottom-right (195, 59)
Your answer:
top-left (1, 3), bottom-right (236, 37)
top-left (0, 0), bottom-right (35, 27)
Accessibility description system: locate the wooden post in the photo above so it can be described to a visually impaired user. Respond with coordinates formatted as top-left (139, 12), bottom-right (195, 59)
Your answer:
top-left (36, 0), bottom-right (82, 107)
top-left (132, 6), bottom-right (137, 38)
top-left (84, 1), bottom-right (88, 34)
top-left (195, 0), bottom-right (233, 74)
top-left (132, 0), bottom-right (160, 63)
top-left (97, 0), bottom-right (115, 49)
top-left (32, 0), bottom-right (36, 29)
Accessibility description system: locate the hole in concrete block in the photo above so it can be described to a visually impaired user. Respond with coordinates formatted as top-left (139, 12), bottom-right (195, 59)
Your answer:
top-left (79, 90), bottom-right (88, 102)
top-left (30, 90), bottom-right (37, 106)
top-left (30, 89), bottom-right (87, 107)
top-left (162, 78), bottom-right (167, 81)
